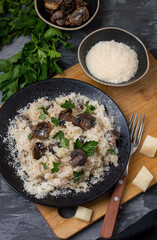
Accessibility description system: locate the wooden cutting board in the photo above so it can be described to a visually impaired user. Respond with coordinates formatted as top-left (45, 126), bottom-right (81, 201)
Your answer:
top-left (35, 51), bottom-right (157, 239)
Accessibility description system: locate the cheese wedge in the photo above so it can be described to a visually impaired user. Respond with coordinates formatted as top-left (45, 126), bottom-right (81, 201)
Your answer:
top-left (74, 206), bottom-right (93, 222)
top-left (132, 166), bottom-right (153, 192)
top-left (140, 135), bottom-right (157, 157)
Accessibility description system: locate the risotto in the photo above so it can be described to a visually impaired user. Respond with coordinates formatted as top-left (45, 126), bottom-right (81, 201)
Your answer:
top-left (6, 93), bottom-right (119, 198)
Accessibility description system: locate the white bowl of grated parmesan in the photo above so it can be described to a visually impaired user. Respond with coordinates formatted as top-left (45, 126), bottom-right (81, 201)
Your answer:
top-left (78, 27), bottom-right (149, 87)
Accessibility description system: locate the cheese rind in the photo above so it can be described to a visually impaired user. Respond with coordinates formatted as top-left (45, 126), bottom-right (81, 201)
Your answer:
top-left (132, 166), bottom-right (153, 192)
top-left (74, 206), bottom-right (93, 222)
top-left (140, 135), bottom-right (157, 157)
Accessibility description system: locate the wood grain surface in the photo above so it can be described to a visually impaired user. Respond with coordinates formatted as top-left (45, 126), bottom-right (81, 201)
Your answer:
top-left (35, 51), bottom-right (157, 239)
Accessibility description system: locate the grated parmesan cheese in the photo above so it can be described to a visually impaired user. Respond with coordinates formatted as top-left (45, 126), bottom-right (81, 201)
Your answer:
top-left (86, 40), bottom-right (139, 83)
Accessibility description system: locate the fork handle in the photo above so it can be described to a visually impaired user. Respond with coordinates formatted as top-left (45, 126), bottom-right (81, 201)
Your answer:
top-left (100, 174), bottom-right (127, 238)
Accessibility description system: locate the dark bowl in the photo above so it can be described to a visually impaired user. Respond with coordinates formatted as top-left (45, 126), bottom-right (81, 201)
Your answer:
top-left (78, 27), bottom-right (149, 86)
top-left (0, 78), bottom-right (130, 207)
top-left (35, 0), bottom-right (100, 31)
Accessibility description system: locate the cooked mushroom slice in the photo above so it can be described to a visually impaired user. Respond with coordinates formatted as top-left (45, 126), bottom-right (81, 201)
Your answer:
top-left (68, 6), bottom-right (89, 26)
top-left (31, 122), bottom-right (51, 139)
top-left (69, 149), bottom-right (87, 167)
top-left (33, 142), bottom-right (46, 160)
top-left (56, 18), bottom-right (65, 26)
top-left (60, 2), bottom-right (74, 15)
top-left (50, 10), bottom-right (63, 22)
top-left (75, 113), bottom-right (96, 130)
top-left (106, 130), bottom-right (120, 147)
top-left (44, 1), bottom-right (60, 11)
top-left (59, 109), bottom-right (75, 126)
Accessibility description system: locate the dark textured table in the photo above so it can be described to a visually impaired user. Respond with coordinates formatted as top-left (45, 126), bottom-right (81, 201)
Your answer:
top-left (0, 0), bottom-right (157, 239)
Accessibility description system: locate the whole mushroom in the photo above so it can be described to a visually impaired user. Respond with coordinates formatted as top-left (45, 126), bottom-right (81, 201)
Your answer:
top-left (68, 6), bottom-right (89, 26)
top-left (69, 149), bottom-right (87, 167)
top-left (31, 122), bottom-right (51, 139)
top-left (50, 10), bottom-right (63, 22)
top-left (33, 142), bottom-right (46, 160)
top-left (58, 109), bottom-right (75, 126)
top-left (75, 113), bottom-right (96, 130)
top-left (44, 0), bottom-right (63, 11)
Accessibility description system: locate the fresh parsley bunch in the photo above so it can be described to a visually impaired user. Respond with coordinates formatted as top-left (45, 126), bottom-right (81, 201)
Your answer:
top-left (0, 0), bottom-right (74, 102)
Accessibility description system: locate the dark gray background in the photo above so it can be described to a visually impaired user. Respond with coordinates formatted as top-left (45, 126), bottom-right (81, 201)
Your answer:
top-left (0, 0), bottom-right (157, 239)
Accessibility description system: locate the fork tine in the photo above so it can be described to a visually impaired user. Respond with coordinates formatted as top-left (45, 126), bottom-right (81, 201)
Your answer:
top-left (130, 113), bottom-right (138, 139)
top-left (137, 115), bottom-right (145, 144)
top-left (133, 114), bottom-right (142, 144)
top-left (129, 112), bottom-right (134, 129)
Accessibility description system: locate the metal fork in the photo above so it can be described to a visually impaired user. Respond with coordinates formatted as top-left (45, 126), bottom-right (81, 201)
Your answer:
top-left (100, 113), bottom-right (145, 239)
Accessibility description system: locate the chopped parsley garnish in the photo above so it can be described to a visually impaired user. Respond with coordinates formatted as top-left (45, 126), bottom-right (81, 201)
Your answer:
top-left (51, 161), bottom-right (61, 173)
top-left (38, 105), bottom-right (48, 115)
top-left (60, 138), bottom-right (69, 148)
top-left (51, 117), bottom-right (60, 127)
top-left (107, 149), bottom-right (117, 155)
top-left (53, 130), bottom-right (64, 140)
top-left (61, 99), bottom-right (75, 109)
top-left (84, 101), bottom-right (95, 114)
top-left (27, 133), bottom-right (33, 140)
top-left (74, 138), bottom-right (83, 149)
top-left (74, 138), bottom-right (98, 156)
top-left (41, 162), bottom-right (47, 170)
top-left (53, 131), bottom-right (69, 148)
top-left (39, 114), bottom-right (46, 120)
top-left (73, 171), bottom-right (84, 183)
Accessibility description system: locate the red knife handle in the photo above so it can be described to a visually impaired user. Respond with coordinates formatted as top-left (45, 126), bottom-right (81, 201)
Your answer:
top-left (100, 174), bottom-right (127, 238)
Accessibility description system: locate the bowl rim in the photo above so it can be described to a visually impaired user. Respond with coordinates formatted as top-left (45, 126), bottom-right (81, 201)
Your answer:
top-left (34, 0), bottom-right (100, 31)
top-left (78, 27), bottom-right (150, 87)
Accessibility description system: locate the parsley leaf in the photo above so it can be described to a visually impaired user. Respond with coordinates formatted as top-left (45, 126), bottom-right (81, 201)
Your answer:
top-left (51, 162), bottom-right (61, 173)
top-left (73, 171), bottom-right (84, 183)
top-left (84, 101), bottom-right (95, 114)
top-left (60, 138), bottom-right (69, 148)
top-left (27, 133), bottom-right (33, 140)
top-left (74, 139), bottom-right (98, 156)
top-left (51, 117), bottom-right (60, 127)
top-left (53, 131), bottom-right (69, 148)
top-left (41, 162), bottom-right (47, 170)
top-left (53, 131), bottom-right (64, 140)
top-left (74, 138), bottom-right (83, 149)
top-left (61, 99), bottom-right (75, 109)
top-left (81, 141), bottom-right (98, 156)
top-left (0, 1), bottom-right (74, 102)
top-left (38, 105), bottom-right (48, 115)
top-left (107, 149), bottom-right (117, 155)
top-left (39, 114), bottom-right (46, 120)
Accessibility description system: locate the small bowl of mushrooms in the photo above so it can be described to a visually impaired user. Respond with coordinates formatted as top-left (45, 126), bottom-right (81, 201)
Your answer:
top-left (35, 0), bottom-right (100, 31)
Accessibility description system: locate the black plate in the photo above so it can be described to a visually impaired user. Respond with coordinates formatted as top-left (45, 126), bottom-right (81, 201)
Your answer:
top-left (0, 78), bottom-right (130, 207)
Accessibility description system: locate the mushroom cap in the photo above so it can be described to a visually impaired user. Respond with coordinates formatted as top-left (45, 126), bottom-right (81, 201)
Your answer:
top-left (59, 109), bottom-right (75, 126)
top-left (68, 6), bottom-right (89, 25)
top-left (31, 121), bottom-right (51, 139)
top-left (69, 149), bottom-right (87, 167)
top-left (33, 142), bottom-right (46, 160)
top-left (50, 10), bottom-right (63, 22)
top-left (75, 113), bottom-right (96, 130)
